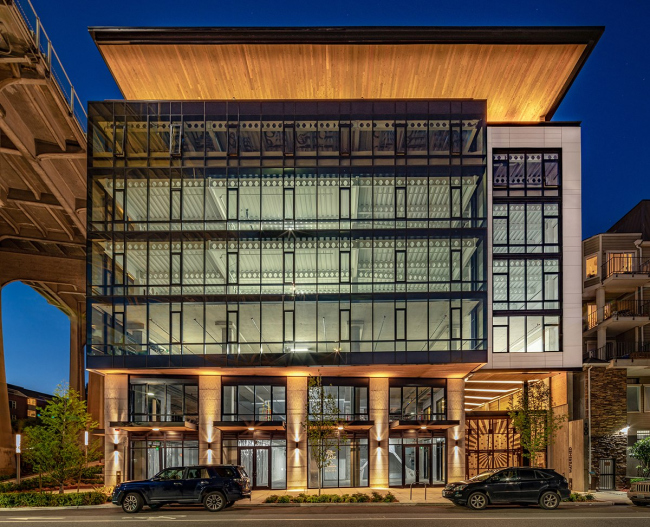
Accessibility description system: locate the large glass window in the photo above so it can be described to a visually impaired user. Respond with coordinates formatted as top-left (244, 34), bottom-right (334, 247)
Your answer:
top-left (222, 381), bottom-right (286, 421)
top-left (129, 378), bottom-right (198, 422)
top-left (308, 381), bottom-right (369, 421)
top-left (130, 434), bottom-right (198, 480)
top-left (308, 437), bottom-right (369, 488)
top-left (389, 383), bottom-right (446, 420)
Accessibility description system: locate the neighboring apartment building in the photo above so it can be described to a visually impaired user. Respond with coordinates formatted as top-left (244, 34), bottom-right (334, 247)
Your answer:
top-left (7, 384), bottom-right (52, 428)
top-left (580, 200), bottom-right (650, 490)
top-left (86, 26), bottom-right (602, 488)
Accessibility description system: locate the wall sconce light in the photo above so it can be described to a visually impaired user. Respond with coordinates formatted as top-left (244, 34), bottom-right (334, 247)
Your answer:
top-left (113, 443), bottom-right (118, 452)
top-left (207, 442), bottom-right (212, 450)
top-left (377, 441), bottom-right (383, 448)
top-left (455, 439), bottom-right (459, 447)
top-left (295, 441), bottom-right (300, 449)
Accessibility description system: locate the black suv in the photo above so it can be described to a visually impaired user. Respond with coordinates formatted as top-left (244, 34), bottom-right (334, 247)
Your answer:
top-left (112, 465), bottom-right (251, 513)
top-left (442, 467), bottom-right (570, 510)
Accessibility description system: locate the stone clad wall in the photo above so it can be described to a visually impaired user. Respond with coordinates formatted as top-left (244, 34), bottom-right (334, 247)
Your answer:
top-left (586, 367), bottom-right (627, 489)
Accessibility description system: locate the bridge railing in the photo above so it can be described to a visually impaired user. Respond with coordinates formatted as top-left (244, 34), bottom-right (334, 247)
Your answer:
top-left (13, 0), bottom-right (87, 133)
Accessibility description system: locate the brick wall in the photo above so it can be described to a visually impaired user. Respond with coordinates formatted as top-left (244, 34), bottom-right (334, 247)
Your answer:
top-left (586, 367), bottom-right (627, 489)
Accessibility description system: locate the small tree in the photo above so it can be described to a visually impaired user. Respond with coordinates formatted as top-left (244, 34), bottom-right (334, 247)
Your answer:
top-left (508, 381), bottom-right (566, 467)
top-left (302, 375), bottom-right (347, 495)
top-left (629, 437), bottom-right (650, 478)
top-left (22, 384), bottom-right (100, 493)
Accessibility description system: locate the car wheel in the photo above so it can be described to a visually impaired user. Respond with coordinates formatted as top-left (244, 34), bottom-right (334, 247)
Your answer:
top-left (122, 492), bottom-right (144, 513)
top-left (467, 492), bottom-right (488, 510)
top-left (539, 491), bottom-right (560, 510)
top-left (149, 504), bottom-right (162, 510)
top-left (204, 491), bottom-right (227, 512)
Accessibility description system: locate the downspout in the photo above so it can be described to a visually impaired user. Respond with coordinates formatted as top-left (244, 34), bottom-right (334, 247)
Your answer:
top-left (583, 366), bottom-right (593, 490)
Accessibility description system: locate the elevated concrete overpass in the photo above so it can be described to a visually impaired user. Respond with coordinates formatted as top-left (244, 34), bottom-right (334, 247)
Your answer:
top-left (0, 0), bottom-right (88, 474)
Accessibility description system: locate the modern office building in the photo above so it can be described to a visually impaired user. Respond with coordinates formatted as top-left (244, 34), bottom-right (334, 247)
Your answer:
top-left (86, 26), bottom-right (602, 489)
top-left (580, 201), bottom-right (650, 490)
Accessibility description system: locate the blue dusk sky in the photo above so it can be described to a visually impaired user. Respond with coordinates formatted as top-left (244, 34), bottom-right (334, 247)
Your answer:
top-left (2, 0), bottom-right (649, 393)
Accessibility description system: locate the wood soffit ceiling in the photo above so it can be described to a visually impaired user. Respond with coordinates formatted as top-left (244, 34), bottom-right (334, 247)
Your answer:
top-left (91, 26), bottom-right (604, 123)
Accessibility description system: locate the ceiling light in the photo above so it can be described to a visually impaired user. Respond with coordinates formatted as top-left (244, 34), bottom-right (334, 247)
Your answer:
top-left (465, 395), bottom-right (495, 400)
top-left (465, 380), bottom-right (524, 384)
top-left (152, 428), bottom-right (160, 431)
top-left (248, 427), bottom-right (255, 431)
top-left (337, 426), bottom-right (344, 430)
top-left (420, 426), bottom-right (427, 430)
top-left (464, 388), bottom-right (518, 393)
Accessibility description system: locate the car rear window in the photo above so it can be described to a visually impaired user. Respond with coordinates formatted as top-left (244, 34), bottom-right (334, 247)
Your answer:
top-left (214, 467), bottom-right (237, 478)
top-left (535, 470), bottom-right (553, 479)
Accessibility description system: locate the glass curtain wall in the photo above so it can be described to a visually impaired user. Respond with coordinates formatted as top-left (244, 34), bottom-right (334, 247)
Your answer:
top-left (87, 101), bottom-right (487, 367)
top-left (130, 433), bottom-right (199, 480)
top-left (308, 436), bottom-right (369, 488)
top-left (129, 377), bottom-right (199, 422)
top-left (222, 379), bottom-right (287, 421)
top-left (492, 150), bottom-right (562, 354)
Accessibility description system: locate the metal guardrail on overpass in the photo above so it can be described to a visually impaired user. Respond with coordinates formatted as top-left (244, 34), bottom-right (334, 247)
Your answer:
top-left (11, 0), bottom-right (87, 132)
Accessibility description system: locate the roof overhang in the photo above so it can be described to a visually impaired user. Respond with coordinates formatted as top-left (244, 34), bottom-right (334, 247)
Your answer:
top-left (390, 420), bottom-right (459, 430)
top-left (214, 420), bottom-right (286, 432)
top-left (90, 26), bottom-right (603, 122)
top-left (109, 420), bottom-right (198, 432)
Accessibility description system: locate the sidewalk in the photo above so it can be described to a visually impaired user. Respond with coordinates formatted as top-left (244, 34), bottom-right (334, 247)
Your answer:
top-left (587, 491), bottom-right (631, 505)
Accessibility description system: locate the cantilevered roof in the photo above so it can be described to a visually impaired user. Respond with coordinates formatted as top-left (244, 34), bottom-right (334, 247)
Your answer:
top-left (90, 26), bottom-right (603, 122)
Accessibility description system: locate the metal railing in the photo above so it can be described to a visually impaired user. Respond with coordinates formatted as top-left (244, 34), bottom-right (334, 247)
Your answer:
top-left (410, 482), bottom-right (427, 501)
top-left (601, 256), bottom-right (650, 280)
top-left (389, 413), bottom-right (447, 421)
top-left (12, 0), bottom-right (87, 132)
top-left (583, 341), bottom-right (650, 362)
top-left (585, 299), bottom-right (650, 330)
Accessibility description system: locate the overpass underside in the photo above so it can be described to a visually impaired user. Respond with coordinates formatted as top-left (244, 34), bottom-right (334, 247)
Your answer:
top-left (0, 0), bottom-right (90, 474)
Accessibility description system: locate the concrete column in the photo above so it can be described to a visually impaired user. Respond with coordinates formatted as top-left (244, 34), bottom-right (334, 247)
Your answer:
top-left (0, 287), bottom-right (15, 475)
top-left (287, 376), bottom-right (307, 490)
top-left (69, 312), bottom-right (85, 397)
top-left (87, 372), bottom-right (104, 426)
top-left (199, 375), bottom-right (221, 465)
top-left (103, 374), bottom-right (128, 486)
top-left (446, 378), bottom-right (465, 482)
top-left (595, 287), bottom-right (605, 322)
top-left (369, 377), bottom-right (389, 488)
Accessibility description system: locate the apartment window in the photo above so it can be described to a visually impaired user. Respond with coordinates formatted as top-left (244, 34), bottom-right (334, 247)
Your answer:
top-left (605, 252), bottom-right (634, 275)
top-left (222, 382), bottom-right (286, 421)
top-left (493, 316), bottom-right (559, 353)
top-left (9, 400), bottom-right (16, 410)
top-left (637, 430), bottom-right (650, 441)
top-left (389, 382), bottom-right (446, 421)
top-left (628, 385), bottom-right (642, 412)
top-left (308, 381), bottom-right (369, 421)
top-left (493, 203), bottom-right (560, 254)
top-left (585, 255), bottom-right (598, 279)
top-left (27, 398), bottom-right (37, 406)
top-left (27, 410), bottom-right (37, 418)
top-left (645, 386), bottom-right (650, 412)
top-left (129, 378), bottom-right (199, 422)
top-left (492, 151), bottom-right (560, 194)
top-left (493, 259), bottom-right (559, 311)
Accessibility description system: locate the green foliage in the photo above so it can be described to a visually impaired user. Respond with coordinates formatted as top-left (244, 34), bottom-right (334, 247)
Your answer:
top-left (302, 375), bottom-right (348, 494)
top-left (629, 437), bottom-right (650, 478)
top-left (0, 490), bottom-right (110, 508)
top-left (21, 384), bottom-right (101, 493)
top-left (262, 492), bottom-right (398, 504)
top-left (508, 381), bottom-right (566, 467)
top-left (564, 492), bottom-right (595, 502)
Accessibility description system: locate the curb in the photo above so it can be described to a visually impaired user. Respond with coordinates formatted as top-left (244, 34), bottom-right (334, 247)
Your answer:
top-left (0, 503), bottom-right (113, 512)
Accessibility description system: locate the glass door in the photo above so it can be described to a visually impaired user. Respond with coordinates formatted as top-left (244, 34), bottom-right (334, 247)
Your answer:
top-left (404, 446), bottom-right (416, 485)
top-left (418, 445), bottom-right (431, 484)
top-left (239, 446), bottom-right (270, 490)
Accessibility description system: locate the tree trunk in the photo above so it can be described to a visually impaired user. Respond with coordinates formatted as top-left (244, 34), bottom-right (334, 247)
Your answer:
top-left (38, 473), bottom-right (42, 493)
top-left (59, 482), bottom-right (64, 494)
top-left (318, 467), bottom-right (322, 496)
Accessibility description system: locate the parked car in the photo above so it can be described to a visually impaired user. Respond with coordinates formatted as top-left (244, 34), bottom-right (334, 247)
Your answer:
top-left (442, 467), bottom-right (570, 510)
top-left (628, 480), bottom-right (650, 506)
top-left (112, 465), bottom-right (251, 513)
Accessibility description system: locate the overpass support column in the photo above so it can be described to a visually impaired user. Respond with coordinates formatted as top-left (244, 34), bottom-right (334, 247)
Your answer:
top-left (69, 311), bottom-right (85, 397)
top-left (0, 286), bottom-right (15, 475)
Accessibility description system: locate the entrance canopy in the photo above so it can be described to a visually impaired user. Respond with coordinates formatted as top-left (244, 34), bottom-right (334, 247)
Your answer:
top-left (90, 26), bottom-right (603, 122)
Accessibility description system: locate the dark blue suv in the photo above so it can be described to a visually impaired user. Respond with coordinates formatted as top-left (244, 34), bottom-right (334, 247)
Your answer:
top-left (112, 465), bottom-right (251, 513)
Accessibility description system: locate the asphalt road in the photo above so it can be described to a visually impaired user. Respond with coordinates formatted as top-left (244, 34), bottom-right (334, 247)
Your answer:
top-left (1, 504), bottom-right (650, 526)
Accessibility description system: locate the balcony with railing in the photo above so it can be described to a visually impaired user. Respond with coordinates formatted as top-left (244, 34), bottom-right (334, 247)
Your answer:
top-left (583, 299), bottom-right (650, 336)
top-left (583, 341), bottom-right (650, 362)
top-left (584, 255), bottom-right (650, 295)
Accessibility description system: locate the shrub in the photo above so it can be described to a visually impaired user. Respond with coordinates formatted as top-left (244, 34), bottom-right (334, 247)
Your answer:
top-left (352, 492), bottom-right (370, 502)
top-left (370, 491), bottom-right (383, 502)
top-left (384, 492), bottom-right (397, 503)
top-left (0, 490), bottom-right (110, 508)
top-left (263, 495), bottom-right (280, 503)
top-left (348, 497), bottom-right (357, 503)
top-left (263, 491), bottom-right (398, 504)
top-left (277, 495), bottom-right (291, 503)
top-left (584, 493), bottom-right (595, 501)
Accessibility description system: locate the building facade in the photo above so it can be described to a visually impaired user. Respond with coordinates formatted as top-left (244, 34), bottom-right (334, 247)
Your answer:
top-left (86, 26), bottom-right (602, 489)
top-left (7, 384), bottom-right (52, 429)
top-left (580, 201), bottom-right (650, 490)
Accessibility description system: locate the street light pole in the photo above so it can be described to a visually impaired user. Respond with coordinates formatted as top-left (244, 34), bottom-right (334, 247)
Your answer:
top-left (15, 434), bottom-right (21, 485)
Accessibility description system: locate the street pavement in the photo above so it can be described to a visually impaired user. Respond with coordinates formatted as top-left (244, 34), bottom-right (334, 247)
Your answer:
top-left (0, 503), bottom-right (649, 526)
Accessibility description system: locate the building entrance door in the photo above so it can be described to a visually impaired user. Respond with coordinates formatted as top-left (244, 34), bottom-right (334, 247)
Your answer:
top-left (403, 445), bottom-right (431, 485)
top-left (240, 446), bottom-right (270, 490)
